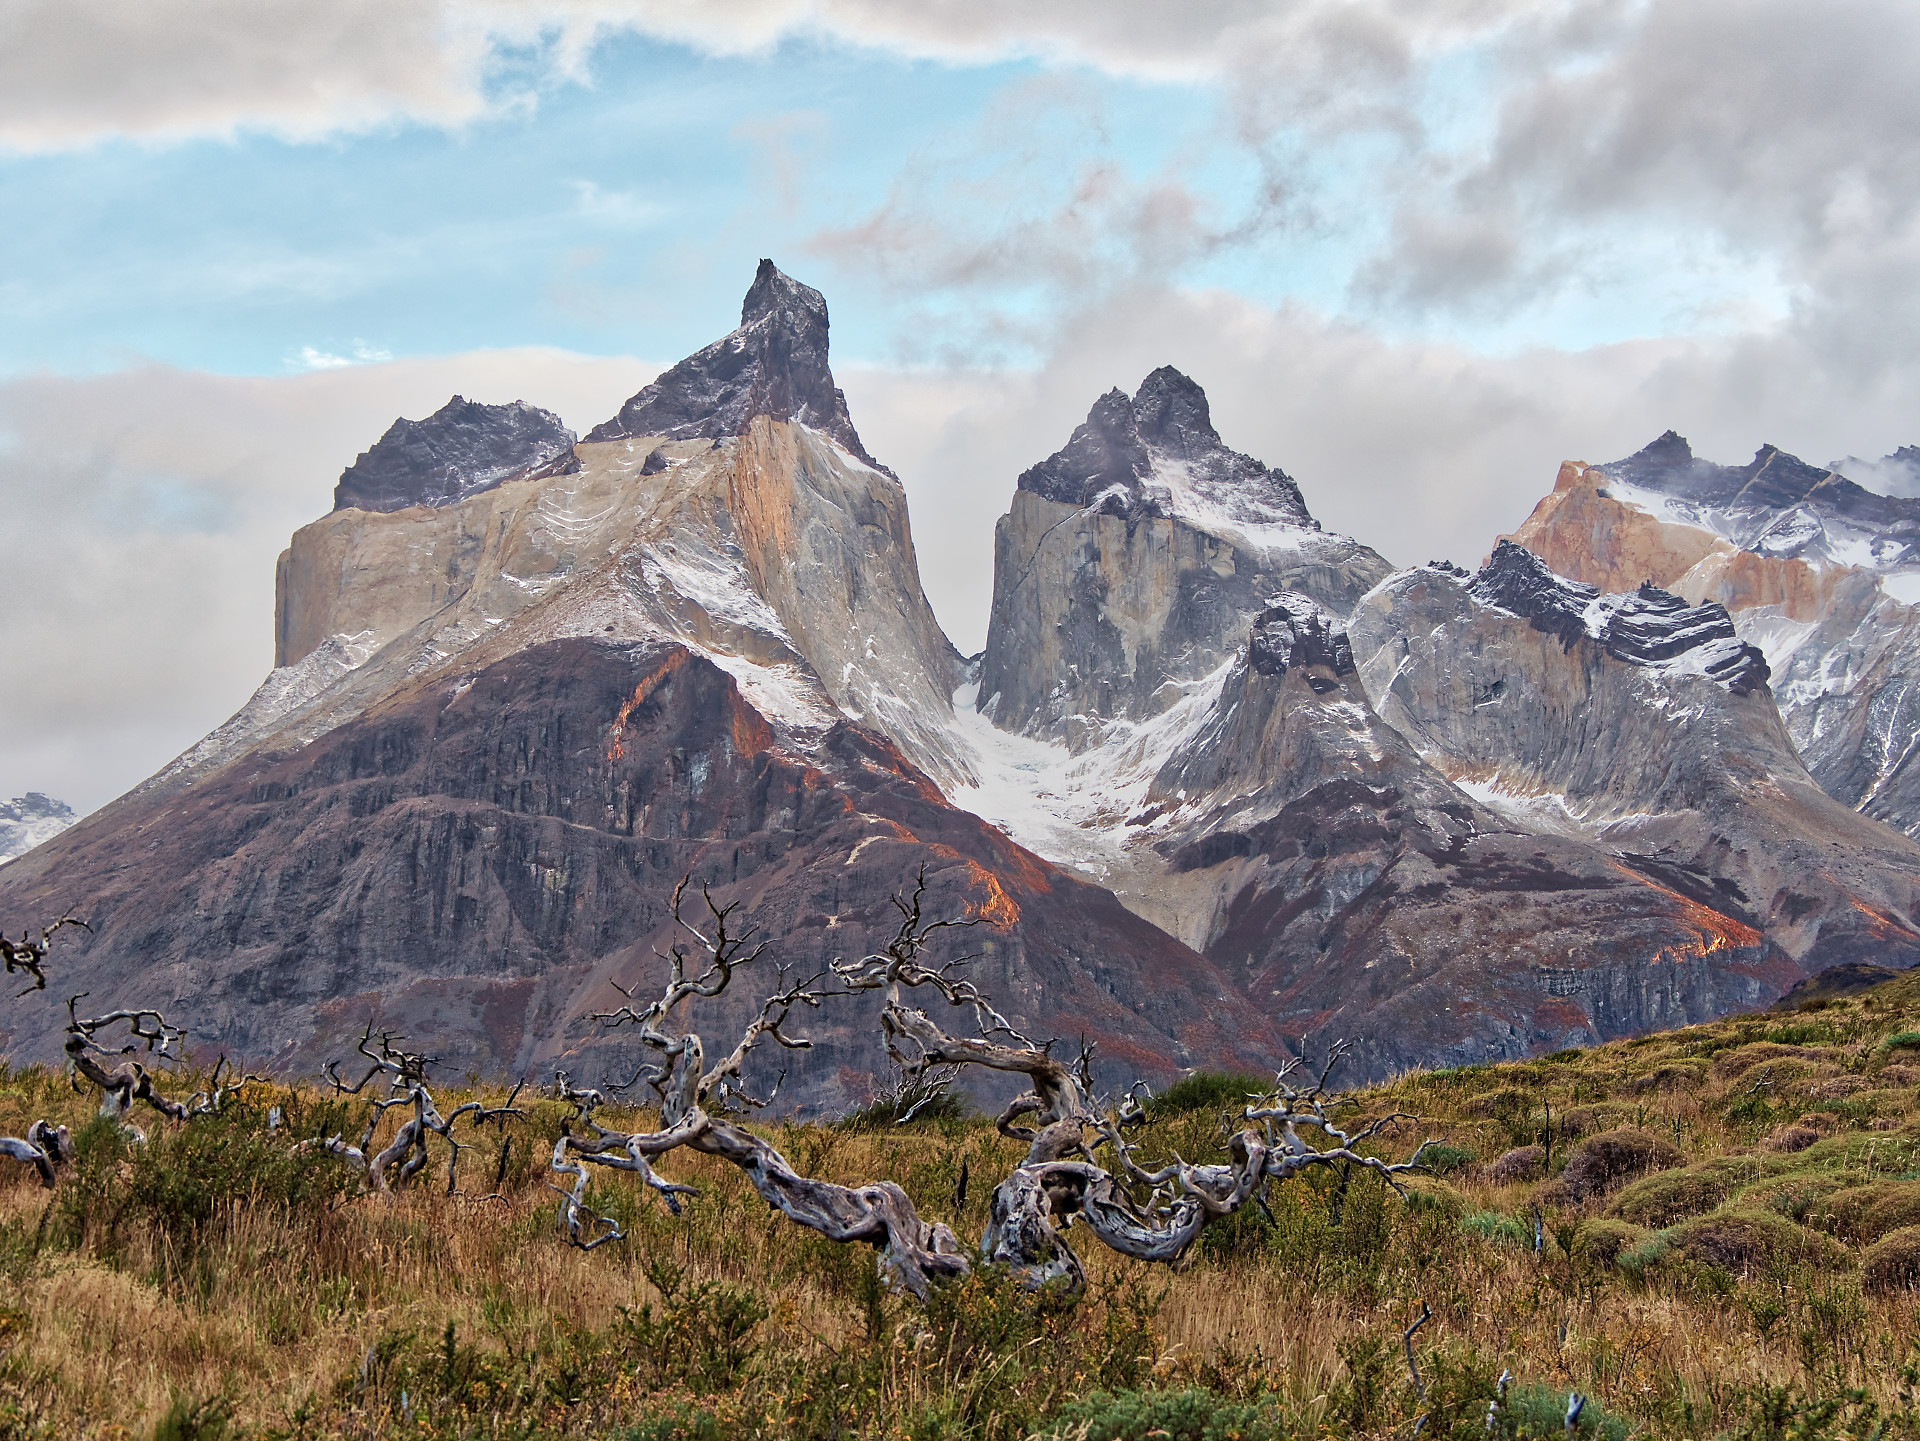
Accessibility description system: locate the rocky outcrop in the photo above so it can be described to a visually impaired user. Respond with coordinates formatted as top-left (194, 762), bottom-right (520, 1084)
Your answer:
top-left (332, 397), bottom-right (581, 514)
top-left (585, 260), bottom-right (887, 474)
top-left (1504, 440), bottom-right (1920, 839)
top-left (0, 639), bottom-right (1278, 1106)
top-left (0, 794), bottom-right (75, 865)
top-left (265, 265), bottom-right (966, 794)
top-left (975, 368), bottom-right (1391, 741)
top-left (1349, 549), bottom-right (1920, 972)
top-left (1122, 594), bottom-right (1797, 1076)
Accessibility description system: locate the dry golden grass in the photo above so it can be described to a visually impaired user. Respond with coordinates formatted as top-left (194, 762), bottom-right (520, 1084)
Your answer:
top-left (1, 971), bottom-right (1918, 1438)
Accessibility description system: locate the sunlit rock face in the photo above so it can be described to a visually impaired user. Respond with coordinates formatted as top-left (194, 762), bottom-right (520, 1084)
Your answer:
top-left (1349, 545), bottom-right (1920, 973)
top-left (1504, 437), bottom-right (1920, 840)
top-left (975, 367), bottom-right (1392, 745)
top-left (331, 396), bottom-right (581, 514)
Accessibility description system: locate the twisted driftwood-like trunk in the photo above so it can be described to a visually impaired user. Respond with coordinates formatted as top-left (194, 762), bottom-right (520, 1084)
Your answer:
top-left (0, 1119), bottom-right (71, 1187)
top-left (2, 910), bottom-right (88, 995)
top-left (62, 996), bottom-right (260, 1142)
top-left (298, 1026), bottom-right (523, 1195)
top-left (554, 874), bottom-right (1434, 1298)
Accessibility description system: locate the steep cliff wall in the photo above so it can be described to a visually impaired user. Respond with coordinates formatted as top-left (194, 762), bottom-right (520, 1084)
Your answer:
top-left (1350, 546), bottom-right (1920, 970)
top-left (976, 369), bottom-right (1390, 743)
top-left (1504, 443), bottom-right (1920, 840)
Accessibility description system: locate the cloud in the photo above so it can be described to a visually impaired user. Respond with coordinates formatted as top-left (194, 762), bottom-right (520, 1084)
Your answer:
top-left (293, 342), bottom-right (395, 371)
top-left (0, 349), bottom-right (655, 814)
top-left (0, 1), bottom-right (1565, 153)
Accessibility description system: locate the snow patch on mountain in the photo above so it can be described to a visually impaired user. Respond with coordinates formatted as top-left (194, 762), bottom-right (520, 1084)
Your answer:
top-left (0, 794), bottom-right (77, 864)
top-left (945, 664), bottom-right (1230, 881)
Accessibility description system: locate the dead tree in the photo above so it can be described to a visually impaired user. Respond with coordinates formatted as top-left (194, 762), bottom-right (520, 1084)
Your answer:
top-left (62, 995), bottom-right (259, 1142)
top-left (554, 874), bottom-right (1434, 1298)
top-left (0, 1120), bottom-right (71, 1187)
top-left (298, 1024), bottom-right (522, 1195)
top-left (2, 909), bottom-right (88, 995)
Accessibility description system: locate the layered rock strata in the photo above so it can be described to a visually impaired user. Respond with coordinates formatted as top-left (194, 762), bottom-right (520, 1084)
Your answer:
top-left (975, 368), bottom-right (1391, 742)
top-left (1349, 544), bottom-right (1920, 971)
top-left (0, 638), bottom-right (1278, 1106)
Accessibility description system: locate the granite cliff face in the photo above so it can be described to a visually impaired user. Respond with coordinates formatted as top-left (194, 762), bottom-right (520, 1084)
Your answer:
top-left (1349, 544), bottom-right (1920, 972)
top-left (0, 262), bottom-right (1082, 1102)
top-left (975, 369), bottom-right (1391, 742)
top-left (585, 260), bottom-right (887, 474)
top-left (331, 396), bottom-right (581, 514)
top-left (1503, 436), bottom-right (1920, 839)
top-left (1134, 593), bottom-right (1795, 1074)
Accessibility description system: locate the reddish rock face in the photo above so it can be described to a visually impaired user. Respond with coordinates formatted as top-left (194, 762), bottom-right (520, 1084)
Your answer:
top-left (0, 639), bottom-right (1280, 1112)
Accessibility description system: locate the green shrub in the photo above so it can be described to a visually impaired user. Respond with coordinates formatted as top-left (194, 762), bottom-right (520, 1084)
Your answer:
top-left (1043, 1387), bottom-right (1289, 1441)
top-left (1461, 1210), bottom-right (1532, 1247)
top-left (1144, 1071), bottom-right (1274, 1118)
top-left (1494, 1384), bottom-right (1630, 1441)
top-left (1610, 1165), bottom-right (1735, 1226)
top-left (1878, 1030), bottom-right (1920, 1057)
top-left (1419, 1142), bottom-right (1477, 1176)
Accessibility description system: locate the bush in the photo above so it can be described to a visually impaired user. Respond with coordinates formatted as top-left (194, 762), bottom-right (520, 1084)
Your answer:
top-left (1043, 1387), bottom-right (1288, 1441)
top-left (1559, 1128), bottom-right (1684, 1202)
top-left (1818, 1182), bottom-right (1920, 1245)
top-left (1144, 1072), bottom-right (1274, 1118)
top-left (1878, 1030), bottom-right (1920, 1058)
top-left (1495, 1384), bottom-right (1631, 1441)
top-left (1671, 1211), bottom-right (1833, 1273)
top-left (1488, 1145), bottom-right (1545, 1185)
top-left (1570, 1220), bottom-right (1644, 1268)
top-left (1610, 1166), bottom-right (1735, 1226)
top-left (1461, 1210), bottom-right (1532, 1247)
top-left (1862, 1225), bottom-right (1920, 1294)
top-left (1419, 1142), bottom-right (1477, 1176)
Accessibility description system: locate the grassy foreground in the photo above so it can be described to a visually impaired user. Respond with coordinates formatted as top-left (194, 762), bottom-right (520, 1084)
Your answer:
top-left (3, 974), bottom-right (1920, 1440)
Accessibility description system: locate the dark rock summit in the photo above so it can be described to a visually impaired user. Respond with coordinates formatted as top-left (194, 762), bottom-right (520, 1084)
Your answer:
top-left (586, 260), bottom-right (887, 473)
top-left (1472, 541), bottom-right (1769, 694)
top-left (1015, 367), bottom-right (1313, 527)
top-left (332, 397), bottom-right (581, 513)
top-left (1603, 432), bottom-right (1920, 566)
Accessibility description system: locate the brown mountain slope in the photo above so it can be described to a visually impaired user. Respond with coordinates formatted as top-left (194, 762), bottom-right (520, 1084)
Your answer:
top-left (0, 638), bottom-right (1275, 1110)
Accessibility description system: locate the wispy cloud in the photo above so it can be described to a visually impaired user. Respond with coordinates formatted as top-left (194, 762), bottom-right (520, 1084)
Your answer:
top-left (292, 341), bottom-right (394, 371)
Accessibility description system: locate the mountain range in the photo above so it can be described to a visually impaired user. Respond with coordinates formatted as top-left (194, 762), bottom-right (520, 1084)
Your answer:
top-left (3, 260), bottom-right (1917, 1106)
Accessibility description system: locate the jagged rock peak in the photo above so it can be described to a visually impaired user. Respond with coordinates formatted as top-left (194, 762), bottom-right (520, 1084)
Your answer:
top-left (585, 259), bottom-right (888, 474)
top-left (1248, 593), bottom-right (1355, 679)
top-left (332, 396), bottom-right (581, 514)
top-left (1015, 367), bottom-right (1314, 530)
top-left (1472, 541), bottom-right (1770, 694)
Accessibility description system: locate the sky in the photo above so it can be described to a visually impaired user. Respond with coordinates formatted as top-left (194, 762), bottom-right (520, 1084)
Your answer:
top-left (7, 0), bottom-right (1920, 814)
